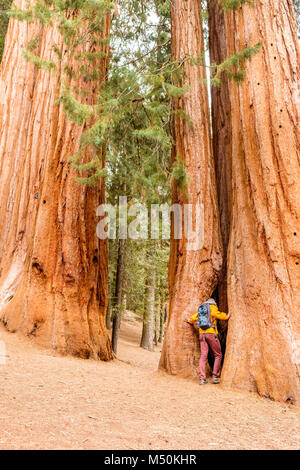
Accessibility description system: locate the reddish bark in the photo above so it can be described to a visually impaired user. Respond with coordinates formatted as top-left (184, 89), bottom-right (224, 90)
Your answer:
top-left (214, 0), bottom-right (300, 403)
top-left (0, 0), bottom-right (112, 360)
top-left (159, 0), bottom-right (223, 378)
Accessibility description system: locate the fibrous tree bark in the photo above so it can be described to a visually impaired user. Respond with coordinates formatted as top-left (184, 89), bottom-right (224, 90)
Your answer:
top-left (159, 0), bottom-right (223, 378)
top-left (0, 0), bottom-right (113, 360)
top-left (213, 0), bottom-right (300, 403)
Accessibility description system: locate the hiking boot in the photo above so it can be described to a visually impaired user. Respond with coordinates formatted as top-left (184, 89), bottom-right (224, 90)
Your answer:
top-left (212, 377), bottom-right (220, 384)
top-left (199, 379), bottom-right (208, 385)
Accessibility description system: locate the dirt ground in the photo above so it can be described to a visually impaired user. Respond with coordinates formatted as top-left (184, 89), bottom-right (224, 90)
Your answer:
top-left (0, 315), bottom-right (299, 450)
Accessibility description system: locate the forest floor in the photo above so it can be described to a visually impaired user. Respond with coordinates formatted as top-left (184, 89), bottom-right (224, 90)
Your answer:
top-left (0, 313), bottom-right (299, 450)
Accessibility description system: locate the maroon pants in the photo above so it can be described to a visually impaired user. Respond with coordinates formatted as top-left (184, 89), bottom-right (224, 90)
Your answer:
top-left (199, 333), bottom-right (222, 380)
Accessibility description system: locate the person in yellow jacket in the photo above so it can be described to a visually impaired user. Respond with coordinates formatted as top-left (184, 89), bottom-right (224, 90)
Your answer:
top-left (185, 298), bottom-right (230, 385)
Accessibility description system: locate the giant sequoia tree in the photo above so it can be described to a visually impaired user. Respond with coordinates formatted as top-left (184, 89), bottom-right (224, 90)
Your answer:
top-left (159, 0), bottom-right (223, 378)
top-left (213, 0), bottom-right (300, 404)
top-left (0, 0), bottom-right (113, 360)
top-left (161, 0), bottom-right (300, 403)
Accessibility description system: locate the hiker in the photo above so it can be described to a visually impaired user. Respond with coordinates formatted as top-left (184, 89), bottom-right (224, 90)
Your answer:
top-left (185, 298), bottom-right (230, 385)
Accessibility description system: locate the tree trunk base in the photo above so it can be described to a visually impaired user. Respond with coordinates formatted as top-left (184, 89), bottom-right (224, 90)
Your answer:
top-left (0, 276), bottom-right (112, 361)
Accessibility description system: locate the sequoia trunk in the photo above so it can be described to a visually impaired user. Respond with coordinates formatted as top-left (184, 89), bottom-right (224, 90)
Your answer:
top-left (0, 1), bottom-right (10, 63)
top-left (216, 0), bottom-right (300, 403)
top-left (159, 0), bottom-right (223, 378)
top-left (0, 0), bottom-right (113, 360)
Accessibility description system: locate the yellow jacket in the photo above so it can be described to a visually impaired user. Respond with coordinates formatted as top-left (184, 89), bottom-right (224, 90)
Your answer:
top-left (189, 304), bottom-right (229, 335)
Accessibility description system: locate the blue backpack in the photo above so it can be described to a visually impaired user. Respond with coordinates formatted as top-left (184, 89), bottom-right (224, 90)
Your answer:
top-left (198, 303), bottom-right (214, 330)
